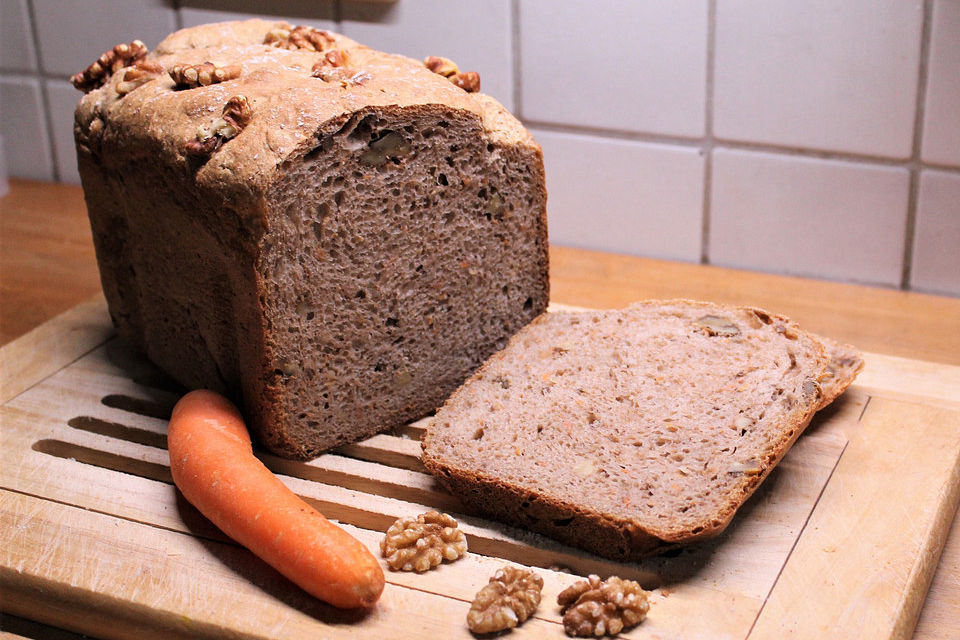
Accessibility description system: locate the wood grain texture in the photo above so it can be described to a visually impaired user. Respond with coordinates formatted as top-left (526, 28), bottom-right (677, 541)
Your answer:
top-left (749, 398), bottom-right (960, 640)
top-left (0, 180), bottom-right (101, 344)
top-left (0, 295), bottom-right (112, 404)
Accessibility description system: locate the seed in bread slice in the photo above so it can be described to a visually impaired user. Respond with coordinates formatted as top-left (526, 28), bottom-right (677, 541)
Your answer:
top-left (421, 300), bottom-right (860, 560)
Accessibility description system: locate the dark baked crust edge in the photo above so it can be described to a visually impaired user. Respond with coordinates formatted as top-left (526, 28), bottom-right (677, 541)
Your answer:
top-left (423, 406), bottom-right (819, 561)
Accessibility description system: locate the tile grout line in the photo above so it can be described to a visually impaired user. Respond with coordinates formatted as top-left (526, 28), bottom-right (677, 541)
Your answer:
top-left (700, 0), bottom-right (718, 265)
top-left (510, 0), bottom-right (522, 119)
top-left (24, 0), bottom-right (60, 183)
top-left (901, 0), bottom-right (936, 291)
top-left (523, 120), bottom-right (704, 146)
top-left (172, 0), bottom-right (183, 30)
top-left (520, 118), bottom-right (960, 176)
top-left (332, 0), bottom-right (343, 28)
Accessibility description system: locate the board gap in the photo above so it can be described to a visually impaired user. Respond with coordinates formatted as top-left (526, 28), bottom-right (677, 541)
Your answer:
top-left (68, 415), bottom-right (167, 449)
top-left (101, 393), bottom-right (175, 420)
top-left (32, 438), bottom-right (173, 483)
top-left (42, 427), bottom-right (465, 515)
top-left (28, 437), bottom-right (649, 583)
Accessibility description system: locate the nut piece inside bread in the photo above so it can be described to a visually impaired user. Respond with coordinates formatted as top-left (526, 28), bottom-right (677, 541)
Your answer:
top-left (421, 300), bottom-right (861, 560)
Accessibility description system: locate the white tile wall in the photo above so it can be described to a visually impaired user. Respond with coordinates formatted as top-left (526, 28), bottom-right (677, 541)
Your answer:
top-left (0, 0), bottom-right (38, 72)
top-left (45, 79), bottom-right (81, 184)
top-left (921, 0), bottom-right (960, 167)
top-left (710, 149), bottom-right (909, 286)
top-left (534, 129), bottom-right (704, 261)
top-left (714, 0), bottom-right (923, 159)
top-left (32, 0), bottom-right (177, 77)
top-left (3, 0), bottom-right (958, 296)
top-left (519, 0), bottom-right (708, 137)
top-left (179, 0), bottom-right (335, 31)
top-left (911, 171), bottom-right (960, 296)
top-left (0, 76), bottom-right (54, 181)
top-left (341, 0), bottom-right (513, 111)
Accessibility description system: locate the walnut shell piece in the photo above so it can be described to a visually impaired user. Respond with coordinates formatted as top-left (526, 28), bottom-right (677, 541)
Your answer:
top-left (467, 566), bottom-right (543, 634)
top-left (557, 575), bottom-right (650, 637)
top-left (169, 61), bottom-right (241, 88)
top-left (264, 25), bottom-right (335, 51)
top-left (380, 510), bottom-right (468, 572)
top-left (71, 40), bottom-right (148, 93)
top-left (186, 95), bottom-right (252, 157)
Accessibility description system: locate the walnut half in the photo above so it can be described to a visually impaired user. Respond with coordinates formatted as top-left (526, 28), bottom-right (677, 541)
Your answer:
top-left (186, 95), bottom-right (252, 156)
top-left (467, 566), bottom-right (543, 634)
top-left (450, 71), bottom-right (480, 93)
top-left (423, 56), bottom-right (481, 93)
top-left (115, 60), bottom-right (164, 96)
top-left (380, 510), bottom-right (467, 572)
top-left (424, 55), bottom-right (459, 77)
top-left (71, 40), bottom-right (148, 93)
top-left (169, 61), bottom-right (241, 88)
top-left (557, 575), bottom-right (650, 637)
top-left (264, 25), bottom-right (335, 51)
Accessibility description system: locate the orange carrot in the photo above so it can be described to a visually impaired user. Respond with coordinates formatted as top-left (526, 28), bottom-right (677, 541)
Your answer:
top-left (167, 389), bottom-right (384, 609)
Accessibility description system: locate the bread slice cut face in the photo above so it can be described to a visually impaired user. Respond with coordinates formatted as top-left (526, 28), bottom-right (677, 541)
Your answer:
top-left (422, 301), bottom-right (861, 559)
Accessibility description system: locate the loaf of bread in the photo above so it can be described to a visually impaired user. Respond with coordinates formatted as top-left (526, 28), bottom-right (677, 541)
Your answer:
top-left (72, 20), bottom-right (549, 458)
top-left (421, 301), bottom-right (862, 560)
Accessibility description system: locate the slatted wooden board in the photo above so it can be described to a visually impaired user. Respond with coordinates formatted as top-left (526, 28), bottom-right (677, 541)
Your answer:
top-left (2, 298), bottom-right (959, 639)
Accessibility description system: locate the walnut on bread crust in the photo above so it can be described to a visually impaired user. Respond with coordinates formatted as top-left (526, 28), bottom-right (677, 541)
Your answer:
top-left (264, 25), bottom-right (335, 51)
top-left (115, 60), bottom-right (165, 96)
top-left (169, 62), bottom-right (241, 89)
top-left (451, 71), bottom-right (480, 93)
top-left (423, 55), bottom-right (459, 77)
top-left (185, 95), bottom-right (252, 156)
top-left (423, 56), bottom-right (481, 93)
top-left (71, 40), bottom-right (148, 93)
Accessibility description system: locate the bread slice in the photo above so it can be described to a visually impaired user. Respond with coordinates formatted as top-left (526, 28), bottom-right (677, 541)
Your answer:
top-left (819, 338), bottom-right (865, 408)
top-left (74, 20), bottom-right (548, 458)
top-left (421, 301), bottom-right (861, 560)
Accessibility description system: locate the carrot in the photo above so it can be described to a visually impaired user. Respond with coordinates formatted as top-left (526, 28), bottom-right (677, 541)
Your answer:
top-left (167, 389), bottom-right (384, 609)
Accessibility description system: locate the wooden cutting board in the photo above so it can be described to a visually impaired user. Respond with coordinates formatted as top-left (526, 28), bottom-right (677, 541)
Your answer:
top-left (2, 297), bottom-right (959, 640)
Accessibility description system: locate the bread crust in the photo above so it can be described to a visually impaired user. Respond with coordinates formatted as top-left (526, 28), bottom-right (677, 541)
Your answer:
top-left (422, 301), bottom-right (860, 560)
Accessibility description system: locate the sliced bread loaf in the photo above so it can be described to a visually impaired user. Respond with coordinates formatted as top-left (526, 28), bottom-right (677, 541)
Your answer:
top-left (73, 20), bottom-right (548, 458)
top-left (421, 300), bottom-right (861, 560)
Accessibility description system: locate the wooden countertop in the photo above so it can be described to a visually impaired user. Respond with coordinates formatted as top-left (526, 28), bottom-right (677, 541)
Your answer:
top-left (1, 179), bottom-right (957, 639)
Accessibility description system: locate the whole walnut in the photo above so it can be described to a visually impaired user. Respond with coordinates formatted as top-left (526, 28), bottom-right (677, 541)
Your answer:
top-left (557, 574), bottom-right (650, 637)
top-left (380, 510), bottom-right (467, 572)
top-left (467, 566), bottom-right (543, 634)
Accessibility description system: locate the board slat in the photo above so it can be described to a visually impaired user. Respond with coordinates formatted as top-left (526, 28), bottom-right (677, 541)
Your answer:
top-left (748, 398), bottom-right (960, 640)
